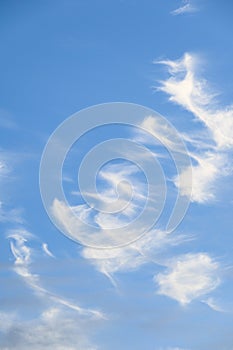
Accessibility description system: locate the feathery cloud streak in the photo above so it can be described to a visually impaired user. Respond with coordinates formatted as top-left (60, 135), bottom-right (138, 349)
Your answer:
top-left (157, 53), bottom-right (233, 203)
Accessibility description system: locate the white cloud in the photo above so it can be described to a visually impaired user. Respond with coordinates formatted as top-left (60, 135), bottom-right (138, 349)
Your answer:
top-left (202, 297), bottom-right (226, 313)
top-left (157, 53), bottom-right (233, 203)
top-left (42, 243), bottom-right (55, 258)
top-left (86, 161), bottom-right (148, 216)
top-left (53, 155), bottom-right (195, 291)
top-left (157, 53), bottom-right (233, 149)
top-left (7, 229), bottom-right (104, 319)
top-left (139, 115), bottom-right (185, 153)
top-left (1, 229), bottom-right (107, 349)
top-left (0, 202), bottom-right (24, 224)
top-left (155, 253), bottom-right (220, 306)
top-left (175, 152), bottom-right (227, 203)
top-left (171, 0), bottom-right (197, 16)
top-left (82, 230), bottom-right (189, 286)
top-left (0, 153), bottom-right (102, 349)
top-left (51, 158), bottom-right (162, 247)
top-left (9, 230), bottom-right (33, 266)
top-left (0, 307), bottom-right (100, 350)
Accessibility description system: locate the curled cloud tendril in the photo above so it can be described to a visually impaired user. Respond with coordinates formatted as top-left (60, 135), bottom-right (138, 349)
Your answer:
top-left (39, 103), bottom-right (192, 248)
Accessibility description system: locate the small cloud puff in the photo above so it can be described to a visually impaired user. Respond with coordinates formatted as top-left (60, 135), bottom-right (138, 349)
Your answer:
top-left (155, 253), bottom-right (220, 306)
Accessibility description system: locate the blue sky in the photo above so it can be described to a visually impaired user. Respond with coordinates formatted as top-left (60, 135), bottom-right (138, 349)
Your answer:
top-left (1, 1), bottom-right (233, 349)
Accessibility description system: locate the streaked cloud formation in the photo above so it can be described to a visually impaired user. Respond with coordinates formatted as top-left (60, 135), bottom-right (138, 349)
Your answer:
top-left (82, 230), bottom-right (187, 286)
top-left (50, 56), bottom-right (229, 306)
top-left (8, 229), bottom-right (104, 319)
top-left (1, 0), bottom-right (233, 348)
top-left (171, 0), bottom-right (197, 16)
top-left (157, 52), bottom-right (233, 203)
top-left (0, 229), bottom-right (105, 349)
top-left (76, 52), bottom-right (233, 312)
top-left (157, 53), bottom-right (233, 149)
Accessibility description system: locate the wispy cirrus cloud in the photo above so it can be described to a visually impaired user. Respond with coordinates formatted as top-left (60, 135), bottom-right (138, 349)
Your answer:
top-left (40, 53), bottom-right (229, 315)
top-left (175, 151), bottom-right (227, 203)
top-left (82, 230), bottom-right (191, 287)
top-left (0, 227), bottom-right (106, 349)
top-left (52, 138), bottom-right (223, 309)
top-left (171, 0), bottom-right (198, 16)
top-left (202, 297), bottom-right (226, 313)
top-left (52, 158), bottom-right (162, 247)
top-left (0, 202), bottom-right (24, 224)
top-left (7, 229), bottom-right (104, 319)
top-left (42, 242), bottom-right (55, 258)
top-left (155, 253), bottom-right (221, 306)
top-left (156, 53), bottom-right (233, 203)
top-left (157, 53), bottom-right (233, 149)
